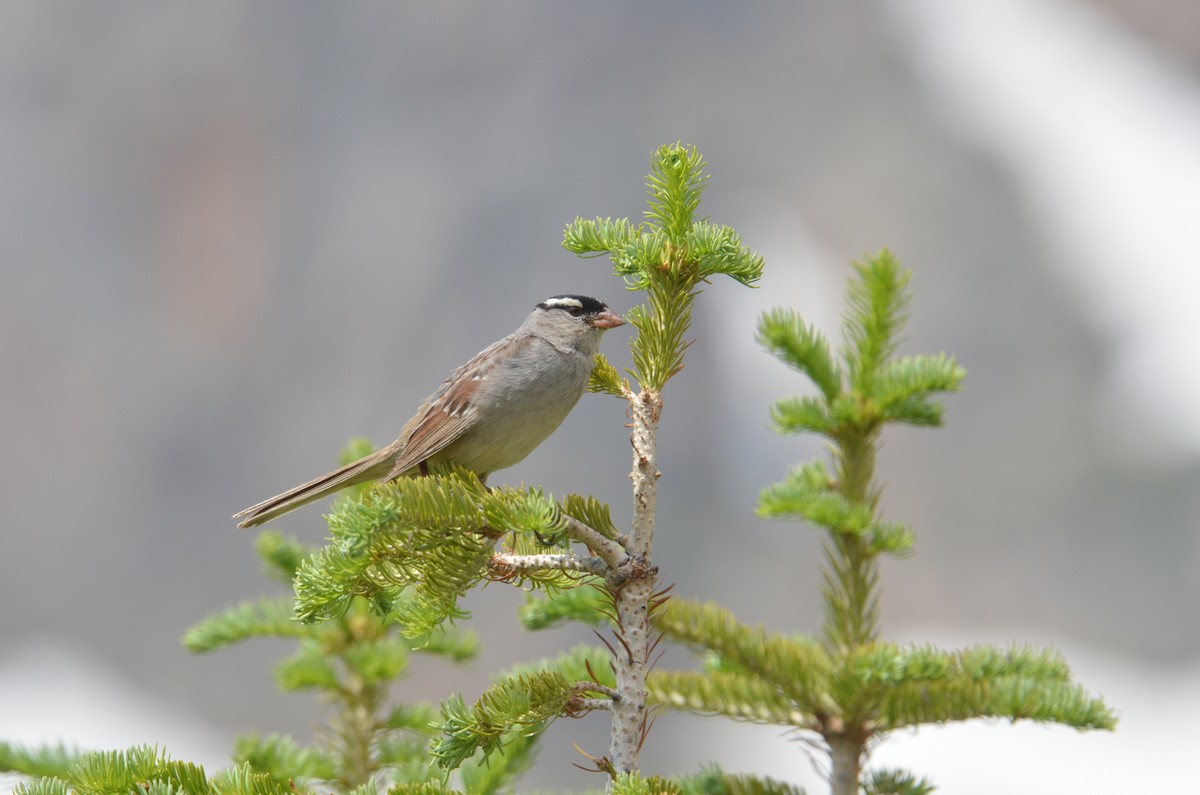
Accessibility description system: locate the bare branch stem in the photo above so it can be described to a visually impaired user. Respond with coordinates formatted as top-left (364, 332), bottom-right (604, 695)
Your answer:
top-left (488, 553), bottom-right (608, 578)
top-left (563, 515), bottom-right (627, 569)
top-left (607, 388), bottom-right (662, 778)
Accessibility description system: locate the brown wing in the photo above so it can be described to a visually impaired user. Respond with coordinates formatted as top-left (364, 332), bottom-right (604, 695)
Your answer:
top-left (382, 333), bottom-right (532, 480)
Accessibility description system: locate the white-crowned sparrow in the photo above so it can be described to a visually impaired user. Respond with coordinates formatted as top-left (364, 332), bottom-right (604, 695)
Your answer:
top-left (234, 295), bottom-right (624, 528)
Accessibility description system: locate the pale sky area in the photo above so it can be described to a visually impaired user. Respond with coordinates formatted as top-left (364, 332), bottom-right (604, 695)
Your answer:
top-left (886, 0), bottom-right (1200, 459)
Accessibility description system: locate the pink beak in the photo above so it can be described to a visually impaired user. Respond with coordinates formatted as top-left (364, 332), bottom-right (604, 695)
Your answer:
top-left (589, 309), bottom-right (626, 329)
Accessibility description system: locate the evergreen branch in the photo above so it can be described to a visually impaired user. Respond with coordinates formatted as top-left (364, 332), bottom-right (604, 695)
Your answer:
top-left (656, 599), bottom-right (831, 715)
top-left (520, 584), bottom-right (613, 630)
top-left (232, 733), bottom-right (337, 786)
top-left (768, 395), bottom-right (835, 437)
top-left (873, 353), bottom-right (966, 427)
top-left (64, 746), bottom-right (213, 795)
top-left (757, 461), bottom-right (874, 535)
top-left (255, 530), bottom-right (315, 583)
top-left (628, 280), bottom-right (697, 391)
top-left (873, 353), bottom-right (965, 407)
top-left (866, 520), bottom-right (914, 556)
top-left (647, 669), bottom-right (814, 728)
top-left (720, 772), bottom-right (810, 795)
top-left (645, 142), bottom-right (708, 246)
top-left (209, 762), bottom-right (296, 795)
top-left (561, 494), bottom-right (624, 542)
top-left (676, 766), bottom-right (810, 795)
top-left (862, 768), bottom-right (935, 795)
top-left (611, 772), bottom-right (681, 794)
top-left (616, 230), bottom-right (671, 289)
top-left (882, 673), bottom-right (1116, 730)
top-left (373, 734), bottom-right (442, 781)
top-left (685, 221), bottom-right (764, 287)
top-left (842, 250), bottom-right (910, 395)
top-left (383, 703), bottom-right (440, 733)
top-left (432, 672), bottom-right (574, 770)
top-left (342, 635), bottom-right (412, 685)
top-left (562, 216), bottom-right (639, 257)
top-left (434, 646), bottom-right (617, 771)
top-left (293, 471), bottom-right (623, 636)
top-left (856, 642), bottom-right (1075, 688)
top-left (414, 625), bottom-right (481, 663)
top-left (507, 644), bottom-right (618, 691)
top-left (457, 733), bottom-right (541, 795)
top-left (183, 598), bottom-right (307, 652)
top-left (820, 534), bottom-right (881, 655)
top-left (562, 143), bottom-right (763, 776)
top-left (876, 396), bottom-right (945, 428)
top-left (0, 742), bottom-right (81, 779)
top-left (757, 308), bottom-right (842, 401)
top-left (563, 216), bottom-right (664, 289)
top-left (855, 643), bottom-right (1117, 730)
top-left (292, 470), bottom-right (509, 636)
top-left (387, 784), bottom-right (463, 795)
top-left (483, 486), bottom-right (566, 545)
top-left (589, 353), bottom-right (630, 397)
top-left (275, 640), bottom-right (341, 691)
top-left (12, 779), bottom-right (70, 795)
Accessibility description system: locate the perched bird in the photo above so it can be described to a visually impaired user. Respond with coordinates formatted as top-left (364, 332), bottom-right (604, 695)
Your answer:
top-left (234, 295), bottom-right (624, 528)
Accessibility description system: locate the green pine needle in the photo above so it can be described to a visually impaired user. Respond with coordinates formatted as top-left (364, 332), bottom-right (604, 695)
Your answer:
top-left (232, 733), bottom-right (337, 786)
top-left (274, 640), bottom-right (341, 691)
top-left (386, 784), bottom-right (463, 795)
top-left (504, 644), bottom-right (616, 690)
top-left (627, 281), bottom-right (697, 391)
top-left (768, 395), bottom-right (835, 437)
top-left (12, 779), bottom-right (71, 795)
top-left (758, 308), bottom-right (842, 401)
top-left (63, 746), bottom-right (213, 795)
top-left (873, 353), bottom-right (966, 427)
top-left (657, 599), bottom-right (831, 717)
top-left (457, 733), bottom-right (541, 795)
top-left (183, 598), bottom-right (306, 652)
top-left (416, 625), bottom-right (481, 663)
top-left (520, 583), bottom-right (612, 630)
top-left (588, 353), bottom-right (628, 397)
top-left (612, 771), bottom-right (683, 795)
top-left (862, 768), bottom-right (936, 795)
top-left (563, 142), bottom-right (761, 392)
top-left (645, 142), bottom-right (709, 245)
top-left (562, 216), bottom-right (639, 257)
top-left (292, 467), bottom-right (578, 636)
top-left (850, 642), bottom-right (1117, 730)
top-left (757, 461), bottom-right (874, 536)
top-left (842, 250), bottom-right (911, 395)
top-left (686, 221), bottom-right (765, 287)
top-left (561, 494), bottom-right (622, 540)
top-left (383, 703), bottom-right (440, 733)
top-left (434, 645), bottom-right (614, 772)
top-left (679, 767), bottom-right (810, 795)
top-left (647, 669), bottom-right (810, 727)
top-left (432, 672), bottom-right (572, 770)
top-left (255, 531), bottom-right (315, 583)
top-left (0, 742), bottom-right (81, 780)
top-left (209, 762), bottom-right (295, 795)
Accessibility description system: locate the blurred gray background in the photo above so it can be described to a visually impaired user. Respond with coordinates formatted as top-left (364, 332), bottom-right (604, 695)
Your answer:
top-left (2, 1), bottom-right (1198, 792)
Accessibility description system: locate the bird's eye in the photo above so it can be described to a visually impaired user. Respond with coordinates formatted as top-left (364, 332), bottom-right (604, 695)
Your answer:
top-left (567, 306), bottom-right (583, 317)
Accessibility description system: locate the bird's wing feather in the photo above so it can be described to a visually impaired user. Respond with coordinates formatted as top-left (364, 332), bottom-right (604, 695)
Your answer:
top-left (383, 333), bottom-right (533, 479)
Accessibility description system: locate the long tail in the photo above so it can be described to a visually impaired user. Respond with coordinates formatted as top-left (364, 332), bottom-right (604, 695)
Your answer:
top-left (234, 448), bottom-right (395, 528)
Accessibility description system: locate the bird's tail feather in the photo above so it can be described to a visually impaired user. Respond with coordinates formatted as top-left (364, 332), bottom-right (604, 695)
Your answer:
top-left (234, 448), bottom-right (394, 528)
